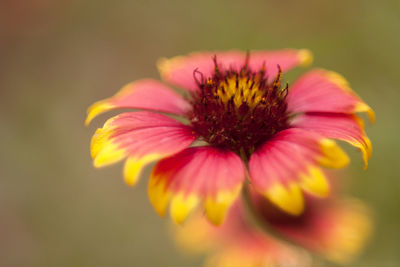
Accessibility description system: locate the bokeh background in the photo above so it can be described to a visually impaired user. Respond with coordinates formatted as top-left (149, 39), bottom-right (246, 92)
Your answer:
top-left (1, 0), bottom-right (399, 266)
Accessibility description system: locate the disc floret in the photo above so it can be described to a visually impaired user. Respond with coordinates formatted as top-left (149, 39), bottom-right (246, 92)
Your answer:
top-left (189, 57), bottom-right (290, 157)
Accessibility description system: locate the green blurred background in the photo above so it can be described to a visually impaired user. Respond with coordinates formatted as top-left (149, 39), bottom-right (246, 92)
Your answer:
top-left (1, 0), bottom-right (399, 266)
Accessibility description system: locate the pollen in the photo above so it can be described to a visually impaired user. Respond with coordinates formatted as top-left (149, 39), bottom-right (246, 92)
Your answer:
top-left (189, 56), bottom-right (290, 157)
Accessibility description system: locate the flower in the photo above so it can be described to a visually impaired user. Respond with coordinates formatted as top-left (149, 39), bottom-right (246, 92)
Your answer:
top-left (249, 189), bottom-right (373, 264)
top-left (173, 199), bottom-right (312, 267)
top-left (86, 49), bottom-right (374, 225)
top-left (173, 187), bottom-right (373, 267)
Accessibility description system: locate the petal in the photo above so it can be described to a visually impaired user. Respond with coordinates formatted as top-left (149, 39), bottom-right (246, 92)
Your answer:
top-left (123, 155), bottom-right (161, 186)
top-left (267, 183), bottom-right (304, 215)
top-left (318, 138), bottom-right (351, 168)
top-left (158, 49), bottom-right (312, 92)
top-left (170, 193), bottom-right (200, 224)
top-left (269, 198), bottom-right (373, 264)
top-left (90, 127), bottom-right (126, 167)
top-left (172, 211), bottom-right (218, 254)
top-left (148, 174), bottom-right (170, 217)
top-left (292, 112), bottom-right (372, 169)
top-left (248, 128), bottom-right (348, 215)
top-left (321, 199), bottom-right (373, 264)
top-left (299, 166), bottom-right (330, 197)
top-left (148, 146), bottom-right (245, 225)
top-left (173, 199), bottom-right (313, 267)
top-left (85, 79), bottom-right (191, 125)
top-left (172, 193), bottom-right (315, 267)
top-left (204, 189), bottom-right (242, 226)
top-left (287, 69), bottom-right (375, 122)
top-left (249, 49), bottom-right (313, 74)
top-left (90, 111), bottom-right (197, 185)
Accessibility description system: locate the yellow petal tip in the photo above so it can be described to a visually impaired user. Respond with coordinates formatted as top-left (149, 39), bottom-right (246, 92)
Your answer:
top-left (170, 194), bottom-right (199, 224)
top-left (355, 103), bottom-right (376, 124)
top-left (90, 128), bottom-right (126, 168)
top-left (123, 154), bottom-right (161, 187)
top-left (156, 56), bottom-right (177, 81)
top-left (93, 145), bottom-right (125, 168)
top-left (205, 187), bottom-right (241, 226)
top-left (298, 49), bottom-right (313, 67)
top-left (319, 138), bottom-right (350, 169)
top-left (300, 166), bottom-right (330, 197)
top-left (148, 174), bottom-right (170, 217)
top-left (323, 70), bottom-right (375, 124)
top-left (265, 183), bottom-right (304, 216)
top-left (85, 101), bottom-right (114, 126)
top-left (361, 136), bottom-right (372, 170)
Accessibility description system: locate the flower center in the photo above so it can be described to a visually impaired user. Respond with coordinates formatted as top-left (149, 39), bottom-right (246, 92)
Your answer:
top-left (189, 56), bottom-right (290, 157)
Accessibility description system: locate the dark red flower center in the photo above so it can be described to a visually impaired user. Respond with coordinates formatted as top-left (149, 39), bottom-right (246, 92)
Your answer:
top-left (189, 56), bottom-right (290, 157)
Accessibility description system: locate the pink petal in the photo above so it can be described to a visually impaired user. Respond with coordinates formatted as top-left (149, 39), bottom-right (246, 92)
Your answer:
top-left (85, 79), bottom-right (191, 125)
top-left (157, 49), bottom-right (313, 92)
top-left (91, 111), bottom-right (197, 185)
top-left (248, 128), bottom-right (349, 215)
top-left (287, 69), bottom-right (375, 122)
top-left (149, 146), bottom-right (245, 225)
top-left (292, 112), bottom-right (372, 168)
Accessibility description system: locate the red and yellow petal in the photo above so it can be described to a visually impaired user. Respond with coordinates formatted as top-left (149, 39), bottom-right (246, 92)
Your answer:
top-left (287, 69), bottom-right (375, 122)
top-left (175, 189), bottom-right (371, 266)
top-left (148, 174), bottom-right (170, 217)
top-left (269, 197), bottom-right (373, 264)
top-left (204, 188), bottom-right (242, 226)
top-left (248, 128), bottom-right (348, 215)
top-left (292, 112), bottom-right (372, 169)
top-left (85, 79), bottom-right (190, 125)
top-left (123, 154), bottom-right (162, 186)
top-left (173, 200), bottom-right (313, 267)
top-left (172, 211), bottom-right (218, 255)
top-left (157, 49), bottom-right (312, 92)
top-left (322, 199), bottom-right (373, 264)
top-left (299, 166), bottom-right (330, 197)
top-left (170, 193), bottom-right (201, 224)
top-left (316, 138), bottom-right (350, 169)
top-left (265, 183), bottom-right (305, 216)
top-left (91, 111), bottom-right (197, 185)
top-left (148, 146), bottom-right (245, 225)
top-left (91, 124), bottom-right (126, 167)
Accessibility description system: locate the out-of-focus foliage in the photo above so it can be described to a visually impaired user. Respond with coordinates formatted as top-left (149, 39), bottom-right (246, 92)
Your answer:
top-left (0, 0), bottom-right (399, 266)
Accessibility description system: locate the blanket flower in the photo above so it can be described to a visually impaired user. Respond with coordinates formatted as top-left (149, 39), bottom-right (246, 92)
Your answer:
top-left (173, 187), bottom-right (372, 266)
top-left (86, 49), bottom-right (374, 225)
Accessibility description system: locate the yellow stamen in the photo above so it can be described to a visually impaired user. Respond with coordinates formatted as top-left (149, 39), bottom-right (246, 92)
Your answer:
top-left (216, 76), bottom-right (264, 108)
